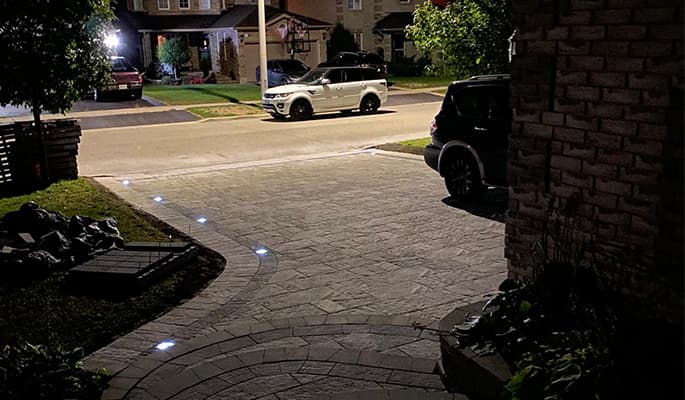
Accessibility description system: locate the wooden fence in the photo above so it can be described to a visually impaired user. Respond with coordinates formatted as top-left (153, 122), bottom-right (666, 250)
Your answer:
top-left (0, 119), bottom-right (81, 197)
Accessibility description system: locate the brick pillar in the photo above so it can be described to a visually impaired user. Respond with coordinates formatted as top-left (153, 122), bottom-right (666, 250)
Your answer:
top-left (507, 0), bottom-right (683, 320)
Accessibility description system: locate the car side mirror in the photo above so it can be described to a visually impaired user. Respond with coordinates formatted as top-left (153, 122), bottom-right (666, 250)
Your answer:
top-left (320, 78), bottom-right (331, 85)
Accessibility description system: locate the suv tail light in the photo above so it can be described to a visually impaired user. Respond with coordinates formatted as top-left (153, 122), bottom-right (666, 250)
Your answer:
top-left (430, 119), bottom-right (438, 136)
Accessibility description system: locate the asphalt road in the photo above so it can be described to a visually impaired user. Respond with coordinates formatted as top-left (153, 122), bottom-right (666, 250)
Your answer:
top-left (78, 100), bottom-right (442, 178)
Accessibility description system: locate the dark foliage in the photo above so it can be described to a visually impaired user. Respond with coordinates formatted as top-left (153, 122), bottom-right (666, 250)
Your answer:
top-left (326, 23), bottom-right (359, 60)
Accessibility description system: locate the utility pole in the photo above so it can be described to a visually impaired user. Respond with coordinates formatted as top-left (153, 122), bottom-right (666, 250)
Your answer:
top-left (258, 0), bottom-right (268, 95)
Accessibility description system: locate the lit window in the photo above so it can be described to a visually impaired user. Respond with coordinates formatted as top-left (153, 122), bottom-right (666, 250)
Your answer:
top-left (158, 0), bottom-right (169, 9)
top-left (179, 0), bottom-right (189, 9)
top-left (354, 32), bottom-right (363, 50)
top-left (200, 0), bottom-right (211, 9)
top-left (348, 0), bottom-right (361, 10)
top-left (133, 0), bottom-right (145, 10)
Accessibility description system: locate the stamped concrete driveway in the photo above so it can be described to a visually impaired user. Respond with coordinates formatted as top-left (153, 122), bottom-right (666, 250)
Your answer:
top-left (89, 151), bottom-right (506, 399)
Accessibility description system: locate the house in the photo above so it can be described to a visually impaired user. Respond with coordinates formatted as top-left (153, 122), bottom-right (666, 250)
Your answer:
top-left (116, 0), bottom-right (332, 83)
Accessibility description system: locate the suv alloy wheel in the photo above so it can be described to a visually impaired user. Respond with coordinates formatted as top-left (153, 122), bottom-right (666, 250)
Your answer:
top-left (443, 152), bottom-right (483, 199)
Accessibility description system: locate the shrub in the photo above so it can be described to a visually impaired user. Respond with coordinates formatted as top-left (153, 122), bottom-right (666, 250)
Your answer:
top-left (157, 37), bottom-right (190, 80)
top-left (0, 342), bottom-right (109, 400)
top-left (389, 54), bottom-right (432, 77)
top-left (326, 23), bottom-right (358, 60)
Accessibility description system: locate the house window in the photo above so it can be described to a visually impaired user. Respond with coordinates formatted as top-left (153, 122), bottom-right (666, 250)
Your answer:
top-left (392, 33), bottom-right (405, 60)
top-left (354, 33), bottom-right (363, 50)
top-left (158, 0), bottom-right (169, 9)
top-left (199, 0), bottom-right (211, 9)
top-left (133, 0), bottom-right (145, 10)
top-left (179, 0), bottom-right (189, 8)
top-left (348, 0), bottom-right (361, 10)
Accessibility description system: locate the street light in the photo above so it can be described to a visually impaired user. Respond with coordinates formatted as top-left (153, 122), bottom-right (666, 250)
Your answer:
top-left (104, 33), bottom-right (119, 49)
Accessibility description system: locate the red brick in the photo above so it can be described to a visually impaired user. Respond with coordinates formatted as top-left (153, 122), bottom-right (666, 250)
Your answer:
top-left (624, 137), bottom-right (663, 157)
top-left (554, 127), bottom-right (587, 143)
top-left (520, 96), bottom-right (546, 110)
top-left (631, 214), bottom-right (658, 235)
top-left (562, 171), bottom-right (594, 188)
top-left (551, 183), bottom-right (582, 198)
top-left (584, 160), bottom-right (619, 177)
top-left (630, 41), bottom-right (673, 57)
top-left (618, 196), bottom-right (656, 218)
top-left (583, 189), bottom-right (618, 208)
top-left (634, 155), bottom-right (664, 173)
top-left (571, 25), bottom-right (606, 40)
top-left (546, 26), bottom-right (570, 40)
top-left (602, 88), bottom-right (641, 104)
top-left (648, 24), bottom-right (683, 40)
top-left (564, 143), bottom-right (596, 159)
top-left (592, 41), bottom-right (630, 56)
top-left (590, 72), bottom-right (627, 88)
top-left (593, 9), bottom-right (632, 24)
top-left (596, 208), bottom-right (631, 224)
top-left (523, 123), bottom-right (554, 138)
top-left (598, 148), bottom-right (634, 165)
top-left (638, 123), bottom-right (668, 140)
top-left (567, 85), bottom-right (601, 101)
top-left (607, 57), bottom-right (644, 72)
top-left (587, 102), bottom-right (624, 118)
top-left (633, 7), bottom-right (678, 23)
top-left (571, 0), bottom-right (605, 9)
top-left (568, 55), bottom-right (606, 70)
top-left (628, 73), bottom-right (670, 90)
top-left (512, 83), bottom-right (542, 96)
top-left (595, 177), bottom-right (632, 195)
top-left (527, 40), bottom-right (558, 55)
top-left (625, 106), bottom-right (666, 123)
top-left (518, 26), bottom-right (544, 40)
top-left (587, 131), bottom-right (622, 148)
top-left (514, 109), bottom-right (541, 122)
top-left (567, 113), bottom-right (599, 130)
top-left (526, 13), bottom-right (557, 26)
top-left (542, 112), bottom-right (565, 126)
top-left (550, 140), bottom-right (564, 154)
top-left (600, 118), bottom-right (638, 135)
top-left (559, 40), bottom-right (591, 55)
top-left (608, 25), bottom-right (648, 40)
top-left (554, 98), bottom-right (586, 113)
top-left (551, 155), bottom-right (582, 172)
top-left (557, 71), bottom-right (588, 84)
top-left (516, 149), bottom-right (547, 166)
top-left (559, 11), bottom-right (593, 25)
top-left (642, 90), bottom-right (670, 107)
top-left (620, 166), bottom-right (661, 183)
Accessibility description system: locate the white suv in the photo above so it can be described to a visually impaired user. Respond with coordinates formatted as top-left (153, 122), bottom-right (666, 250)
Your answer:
top-left (262, 66), bottom-right (388, 120)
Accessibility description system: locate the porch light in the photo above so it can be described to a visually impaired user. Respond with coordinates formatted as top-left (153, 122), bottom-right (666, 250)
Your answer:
top-left (104, 33), bottom-right (119, 49)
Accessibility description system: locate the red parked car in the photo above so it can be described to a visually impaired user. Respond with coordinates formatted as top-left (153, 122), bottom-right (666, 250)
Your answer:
top-left (94, 56), bottom-right (143, 101)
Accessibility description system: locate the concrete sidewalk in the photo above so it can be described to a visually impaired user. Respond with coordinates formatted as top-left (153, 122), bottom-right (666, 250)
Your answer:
top-left (84, 150), bottom-right (506, 399)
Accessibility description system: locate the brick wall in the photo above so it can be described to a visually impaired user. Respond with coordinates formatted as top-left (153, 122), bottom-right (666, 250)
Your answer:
top-left (507, 0), bottom-right (683, 320)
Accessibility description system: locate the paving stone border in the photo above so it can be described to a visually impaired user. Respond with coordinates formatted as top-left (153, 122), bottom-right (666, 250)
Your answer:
top-left (102, 315), bottom-right (448, 400)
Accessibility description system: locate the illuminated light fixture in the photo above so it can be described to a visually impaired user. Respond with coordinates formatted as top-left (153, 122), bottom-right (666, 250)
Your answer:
top-left (255, 248), bottom-right (268, 256)
top-left (122, 180), bottom-right (131, 186)
top-left (155, 340), bottom-right (175, 350)
top-left (104, 33), bottom-right (120, 49)
top-left (153, 196), bottom-right (163, 203)
top-left (196, 217), bottom-right (208, 224)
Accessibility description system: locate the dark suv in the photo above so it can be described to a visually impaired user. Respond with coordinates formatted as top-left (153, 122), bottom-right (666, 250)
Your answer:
top-left (424, 74), bottom-right (510, 199)
top-left (318, 51), bottom-right (388, 78)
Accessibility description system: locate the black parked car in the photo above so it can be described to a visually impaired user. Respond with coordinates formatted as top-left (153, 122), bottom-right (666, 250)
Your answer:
top-left (424, 74), bottom-right (511, 199)
top-left (318, 51), bottom-right (388, 78)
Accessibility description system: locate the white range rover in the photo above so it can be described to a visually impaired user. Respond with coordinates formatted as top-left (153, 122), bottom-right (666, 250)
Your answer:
top-left (262, 66), bottom-right (388, 120)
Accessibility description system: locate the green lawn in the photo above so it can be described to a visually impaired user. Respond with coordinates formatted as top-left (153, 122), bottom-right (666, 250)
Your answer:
top-left (399, 137), bottom-right (432, 149)
top-left (144, 83), bottom-right (262, 105)
top-left (375, 137), bottom-right (431, 155)
top-left (0, 178), bottom-right (223, 355)
top-left (389, 75), bottom-right (455, 90)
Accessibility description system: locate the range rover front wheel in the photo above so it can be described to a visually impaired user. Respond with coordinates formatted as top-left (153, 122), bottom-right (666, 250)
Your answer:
top-left (290, 100), bottom-right (312, 121)
top-left (443, 153), bottom-right (483, 200)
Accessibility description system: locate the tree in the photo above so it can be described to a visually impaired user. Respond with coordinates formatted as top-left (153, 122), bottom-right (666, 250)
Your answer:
top-left (406, 0), bottom-right (512, 78)
top-left (157, 38), bottom-right (190, 80)
top-left (0, 0), bottom-right (114, 182)
top-left (326, 23), bottom-right (359, 60)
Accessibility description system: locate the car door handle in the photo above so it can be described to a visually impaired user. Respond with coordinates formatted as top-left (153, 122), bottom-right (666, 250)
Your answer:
top-left (360, 83), bottom-right (367, 89)
top-left (336, 87), bottom-right (343, 91)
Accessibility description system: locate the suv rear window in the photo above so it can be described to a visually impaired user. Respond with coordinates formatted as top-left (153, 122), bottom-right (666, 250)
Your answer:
top-left (454, 87), bottom-right (490, 118)
top-left (362, 69), bottom-right (384, 80)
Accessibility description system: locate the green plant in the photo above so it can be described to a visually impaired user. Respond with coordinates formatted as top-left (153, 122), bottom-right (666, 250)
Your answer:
top-left (326, 23), bottom-right (359, 60)
top-left (406, 0), bottom-right (511, 79)
top-left (0, 342), bottom-right (109, 400)
top-left (157, 37), bottom-right (190, 80)
top-left (388, 54), bottom-right (432, 77)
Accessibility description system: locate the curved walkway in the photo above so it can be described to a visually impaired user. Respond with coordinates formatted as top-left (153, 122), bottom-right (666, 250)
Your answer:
top-left (86, 151), bottom-right (505, 399)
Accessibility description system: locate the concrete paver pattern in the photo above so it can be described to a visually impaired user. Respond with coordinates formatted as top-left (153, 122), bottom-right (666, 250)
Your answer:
top-left (88, 151), bottom-right (506, 399)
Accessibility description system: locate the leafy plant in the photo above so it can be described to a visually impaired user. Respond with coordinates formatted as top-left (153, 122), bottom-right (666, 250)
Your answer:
top-left (0, 342), bottom-right (109, 400)
top-left (326, 23), bottom-right (359, 60)
top-left (157, 37), bottom-right (190, 80)
top-left (406, 0), bottom-right (512, 79)
top-left (0, 0), bottom-right (114, 183)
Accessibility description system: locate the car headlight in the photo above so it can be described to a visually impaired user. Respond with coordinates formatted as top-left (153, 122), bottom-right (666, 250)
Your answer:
top-left (273, 92), bottom-right (292, 98)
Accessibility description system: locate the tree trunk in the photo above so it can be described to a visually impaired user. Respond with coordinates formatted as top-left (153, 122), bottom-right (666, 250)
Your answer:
top-left (31, 100), bottom-right (50, 185)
